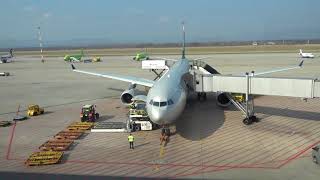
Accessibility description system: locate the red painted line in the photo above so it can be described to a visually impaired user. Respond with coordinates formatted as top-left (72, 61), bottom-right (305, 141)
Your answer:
top-left (277, 140), bottom-right (320, 168)
top-left (264, 127), bottom-right (320, 165)
top-left (197, 118), bottom-right (300, 167)
top-left (234, 121), bottom-right (320, 167)
top-left (172, 163), bottom-right (275, 178)
top-left (4, 107), bottom-right (319, 178)
top-left (62, 124), bottom-right (318, 172)
top-left (6, 121), bottom-right (17, 160)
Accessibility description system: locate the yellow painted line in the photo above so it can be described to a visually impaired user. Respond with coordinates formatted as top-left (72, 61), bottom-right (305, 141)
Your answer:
top-left (159, 145), bottom-right (165, 157)
top-left (153, 144), bottom-right (166, 171)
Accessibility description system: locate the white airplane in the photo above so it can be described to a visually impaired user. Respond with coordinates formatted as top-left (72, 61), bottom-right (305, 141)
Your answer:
top-left (299, 49), bottom-right (315, 58)
top-left (0, 49), bottom-right (13, 63)
top-left (71, 24), bottom-right (304, 128)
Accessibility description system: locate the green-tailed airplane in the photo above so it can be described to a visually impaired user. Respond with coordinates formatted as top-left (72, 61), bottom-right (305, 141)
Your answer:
top-left (64, 49), bottom-right (84, 62)
top-left (133, 49), bottom-right (149, 61)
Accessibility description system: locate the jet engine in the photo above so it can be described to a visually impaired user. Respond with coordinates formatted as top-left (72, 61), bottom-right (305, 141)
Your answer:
top-left (120, 84), bottom-right (137, 105)
top-left (216, 92), bottom-right (231, 107)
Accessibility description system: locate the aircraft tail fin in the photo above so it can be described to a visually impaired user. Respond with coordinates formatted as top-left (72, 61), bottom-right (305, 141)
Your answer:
top-left (299, 49), bottom-right (303, 54)
top-left (182, 22), bottom-right (186, 59)
top-left (81, 49), bottom-right (84, 56)
top-left (9, 49), bottom-right (13, 57)
top-left (299, 60), bottom-right (304, 67)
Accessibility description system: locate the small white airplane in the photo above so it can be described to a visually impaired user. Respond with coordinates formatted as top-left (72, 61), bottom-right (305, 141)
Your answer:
top-left (0, 49), bottom-right (14, 63)
top-left (299, 49), bottom-right (314, 58)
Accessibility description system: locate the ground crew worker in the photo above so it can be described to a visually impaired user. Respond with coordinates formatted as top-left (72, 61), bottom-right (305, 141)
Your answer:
top-left (128, 133), bottom-right (134, 149)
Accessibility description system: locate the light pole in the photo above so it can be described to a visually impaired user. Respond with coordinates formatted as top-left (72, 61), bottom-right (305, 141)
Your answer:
top-left (37, 26), bottom-right (44, 63)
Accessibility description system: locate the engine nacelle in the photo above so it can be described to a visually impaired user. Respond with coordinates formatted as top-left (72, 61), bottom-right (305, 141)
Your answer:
top-left (120, 88), bottom-right (137, 105)
top-left (216, 92), bottom-right (231, 107)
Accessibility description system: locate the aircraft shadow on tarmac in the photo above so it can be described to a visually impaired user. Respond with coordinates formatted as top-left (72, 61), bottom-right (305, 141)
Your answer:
top-left (95, 115), bottom-right (115, 122)
top-left (42, 111), bottom-right (54, 115)
top-left (255, 106), bottom-right (320, 122)
top-left (175, 94), bottom-right (225, 141)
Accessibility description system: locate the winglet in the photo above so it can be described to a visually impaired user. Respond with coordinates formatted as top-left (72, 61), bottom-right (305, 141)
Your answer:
top-left (299, 60), bottom-right (304, 67)
top-left (71, 64), bottom-right (76, 70)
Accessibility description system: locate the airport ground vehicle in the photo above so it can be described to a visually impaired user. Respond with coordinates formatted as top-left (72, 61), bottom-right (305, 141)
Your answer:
top-left (83, 57), bottom-right (101, 63)
top-left (80, 104), bottom-right (99, 122)
top-left (128, 102), bottom-right (158, 131)
top-left (312, 145), bottom-right (320, 165)
top-left (92, 57), bottom-right (101, 62)
top-left (27, 104), bottom-right (44, 116)
top-left (0, 72), bottom-right (10, 76)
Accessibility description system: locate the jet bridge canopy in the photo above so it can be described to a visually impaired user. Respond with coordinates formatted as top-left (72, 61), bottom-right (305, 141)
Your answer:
top-left (195, 74), bottom-right (320, 98)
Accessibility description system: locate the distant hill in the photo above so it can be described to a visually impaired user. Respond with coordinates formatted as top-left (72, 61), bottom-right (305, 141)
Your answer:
top-left (1, 39), bottom-right (320, 52)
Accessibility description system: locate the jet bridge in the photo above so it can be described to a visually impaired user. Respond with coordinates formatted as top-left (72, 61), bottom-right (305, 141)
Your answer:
top-left (196, 74), bottom-right (320, 98)
top-left (194, 73), bottom-right (320, 125)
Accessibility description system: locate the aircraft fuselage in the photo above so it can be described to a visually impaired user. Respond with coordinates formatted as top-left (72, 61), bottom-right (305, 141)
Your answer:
top-left (146, 58), bottom-right (190, 125)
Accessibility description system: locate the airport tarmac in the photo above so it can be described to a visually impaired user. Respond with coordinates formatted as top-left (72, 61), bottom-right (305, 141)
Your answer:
top-left (1, 53), bottom-right (320, 179)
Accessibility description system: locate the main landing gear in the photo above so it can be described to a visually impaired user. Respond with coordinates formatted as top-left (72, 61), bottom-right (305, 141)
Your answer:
top-left (243, 115), bottom-right (258, 125)
top-left (197, 92), bottom-right (207, 101)
top-left (160, 126), bottom-right (171, 146)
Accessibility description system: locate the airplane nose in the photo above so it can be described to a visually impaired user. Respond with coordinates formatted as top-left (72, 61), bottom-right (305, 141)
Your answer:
top-left (150, 109), bottom-right (166, 124)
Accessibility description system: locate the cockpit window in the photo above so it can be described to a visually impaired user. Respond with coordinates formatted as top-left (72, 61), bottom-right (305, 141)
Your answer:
top-left (168, 99), bottom-right (174, 105)
top-left (151, 99), bottom-right (173, 107)
top-left (153, 101), bottom-right (160, 106)
top-left (160, 102), bottom-right (167, 107)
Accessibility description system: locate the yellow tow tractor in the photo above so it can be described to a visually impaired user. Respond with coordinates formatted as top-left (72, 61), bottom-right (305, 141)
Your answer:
top-left (27, 104), bottom-right (44, 116)
top-left (92, 57), bottom-right (101, 62)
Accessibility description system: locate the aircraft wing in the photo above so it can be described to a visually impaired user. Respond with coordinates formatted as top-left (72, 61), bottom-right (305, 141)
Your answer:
top-left (71, 64), bottom-right (154, 87)
top-left (70, 57), bottom-right (81, 62)
top-left (253, 60), bottom-right (304, 76)
top-left (233, 60), bottom-right (304, 76)
top-left (193, 56), bottom-right (213, 61)
top-left (153, 57), bottom-right (178, 62)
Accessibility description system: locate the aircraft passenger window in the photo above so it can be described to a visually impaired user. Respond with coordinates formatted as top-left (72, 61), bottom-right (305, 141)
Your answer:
top-left (168, 99), bottom-right (174, 105)
top-left (160, 102), bottom-right (167, 107)
top-left (153, 101), bottom-right (160, 106)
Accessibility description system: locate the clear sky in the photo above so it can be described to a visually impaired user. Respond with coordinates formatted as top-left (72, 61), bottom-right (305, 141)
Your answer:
top-left (0, 0), bottom-right (320, 48)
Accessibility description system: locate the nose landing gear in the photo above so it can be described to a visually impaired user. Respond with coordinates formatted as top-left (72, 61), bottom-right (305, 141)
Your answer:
top-left (160, 126), bottom-right (170, 146)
